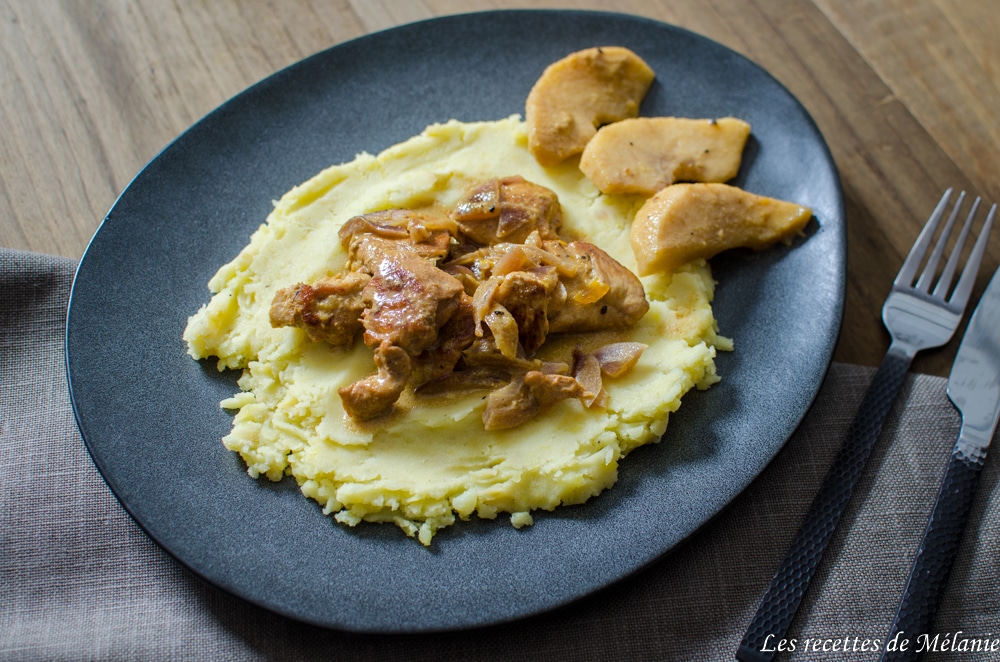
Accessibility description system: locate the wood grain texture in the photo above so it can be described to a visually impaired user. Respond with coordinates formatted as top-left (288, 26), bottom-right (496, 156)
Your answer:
top-left (2, 0), bottom-right (997, 375)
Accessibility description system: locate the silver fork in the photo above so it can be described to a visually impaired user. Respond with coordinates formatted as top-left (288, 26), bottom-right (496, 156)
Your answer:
top-left (736, 189), bottom-right (996, 662)
top-left (883, 190), bottom-right (996, 360)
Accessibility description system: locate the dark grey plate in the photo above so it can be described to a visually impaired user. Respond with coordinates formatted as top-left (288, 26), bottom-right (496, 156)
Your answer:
top-left (66, 10), bottom-right (844, 633)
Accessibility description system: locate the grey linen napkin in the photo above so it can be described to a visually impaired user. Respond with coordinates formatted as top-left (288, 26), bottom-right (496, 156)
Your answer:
top-left (2, 248), bottom-right (998, 661)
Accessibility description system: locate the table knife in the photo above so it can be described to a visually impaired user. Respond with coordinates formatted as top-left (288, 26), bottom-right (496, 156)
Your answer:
top-left (880, 265), bottom-right (1000, 661)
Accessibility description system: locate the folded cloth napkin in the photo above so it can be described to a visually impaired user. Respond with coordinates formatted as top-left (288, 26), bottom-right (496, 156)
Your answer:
top-left (2, 248), bottom-right (998, 661)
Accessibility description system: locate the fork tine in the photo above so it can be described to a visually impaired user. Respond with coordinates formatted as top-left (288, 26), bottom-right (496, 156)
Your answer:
top-left (947, 201), bottom-right (996, 306)
top-left (931, 194), bottom-right (978, 297)
top-left (916, 191), bottom-right (967, 292)
top-left (895, 188), bottom-right (953, 287)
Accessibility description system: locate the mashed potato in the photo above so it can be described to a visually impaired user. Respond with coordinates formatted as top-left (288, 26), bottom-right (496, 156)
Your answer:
top-left (184, 115), bottom-right (730, 545)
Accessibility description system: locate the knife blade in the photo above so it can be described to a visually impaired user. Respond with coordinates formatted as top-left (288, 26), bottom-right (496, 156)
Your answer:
top-left (879, 265), bottom-right (1000, 661)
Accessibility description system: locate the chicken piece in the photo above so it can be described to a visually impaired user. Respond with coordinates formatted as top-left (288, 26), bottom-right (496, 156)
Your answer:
top-left (481, 374), bottom-right (537, 430)
top-left (353, 236), bottom-right (466, 355)
top-left (482, 370), bottom-right (590, 430)
top-left (579, 117), bottom-right (751, 195)
top-left (526, 46), bottom-right (655, 166)
top-left (338, 343), bottom-right (411, 420)
top-left (409, 295), bottom-right (476, 387)
top-left (451, 176), bottom-right (562, 247)
top-left (456, 237), bottom-right (647, 356)
top-left (443, 343), bottom-right (646, 428)
top-left (466, 243), bottom-right (562, 356)
top-left (630, 182), bottom-right (813, 275)
top-left (269, 271), bottom-right (371, 348)
top-left (337, 235), bottom-right (469, 419)
top-left (340, 209), bottom-right (455, 264)
top-left (489, 267), bottom-right (560, 355)
top-left (543, 240), bottom-right (649, 332)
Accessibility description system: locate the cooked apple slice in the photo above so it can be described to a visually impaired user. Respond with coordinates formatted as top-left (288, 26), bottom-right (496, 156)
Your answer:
top-left (580, 117), bottom-right (751, 195)
top-left (630, 183), bottom-right (812, 275)
top-left (526, 46), bottom-right (655, 166)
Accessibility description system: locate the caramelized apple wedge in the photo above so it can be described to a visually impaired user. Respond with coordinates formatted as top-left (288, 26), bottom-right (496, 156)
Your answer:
top-left (580, 117), bottom-right (751, 195)
top-left (630, 183), bottom-right (812, 275)
top-left (526, 46), bottom-right (655, 166)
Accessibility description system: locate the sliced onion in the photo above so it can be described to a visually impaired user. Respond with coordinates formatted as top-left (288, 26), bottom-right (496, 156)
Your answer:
top-left (593, 342), bottom-right (648, 378)
top-left (482, 304), bottom-right (519, 359)
top-left (471, 276), bottom-right (501, 334)
top-left (482, 374), bottom-right (537, 430)
top-left (491, 245), bottom-right (530, 276)
top-left (572, 351), bottom-right (603, 407)
top-left (453, 178), bottom-right (500, 221)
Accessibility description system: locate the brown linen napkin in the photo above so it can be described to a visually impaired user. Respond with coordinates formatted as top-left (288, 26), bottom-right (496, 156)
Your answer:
top-left (2, 247), bottom-right (998, 661)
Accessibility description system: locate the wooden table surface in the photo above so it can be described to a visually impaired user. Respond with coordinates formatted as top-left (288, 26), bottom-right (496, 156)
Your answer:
top-left (3, 0), bottom-right (998, 377)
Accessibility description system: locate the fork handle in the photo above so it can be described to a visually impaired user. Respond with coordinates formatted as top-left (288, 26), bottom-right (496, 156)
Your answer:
top-left (736, 347), bottom-right (913, 662)
top-left (879, 436), bottom-right (986, 661)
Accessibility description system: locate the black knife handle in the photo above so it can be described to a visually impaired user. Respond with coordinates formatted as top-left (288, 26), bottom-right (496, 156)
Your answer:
top-left (736, 348), bottom-right (912, 662)
top-left (879, 441), bottom-right (985, 661)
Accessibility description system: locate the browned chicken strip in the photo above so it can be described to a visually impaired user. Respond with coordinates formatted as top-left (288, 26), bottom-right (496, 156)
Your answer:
top-left (269, 271), bottom-right (371, 348)
top-left (354, 236), bottom-right (466, 355)
top-left (338, 343), bottom-right (411, 420)
top-left (338, 235), bottom-right (472, 419)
